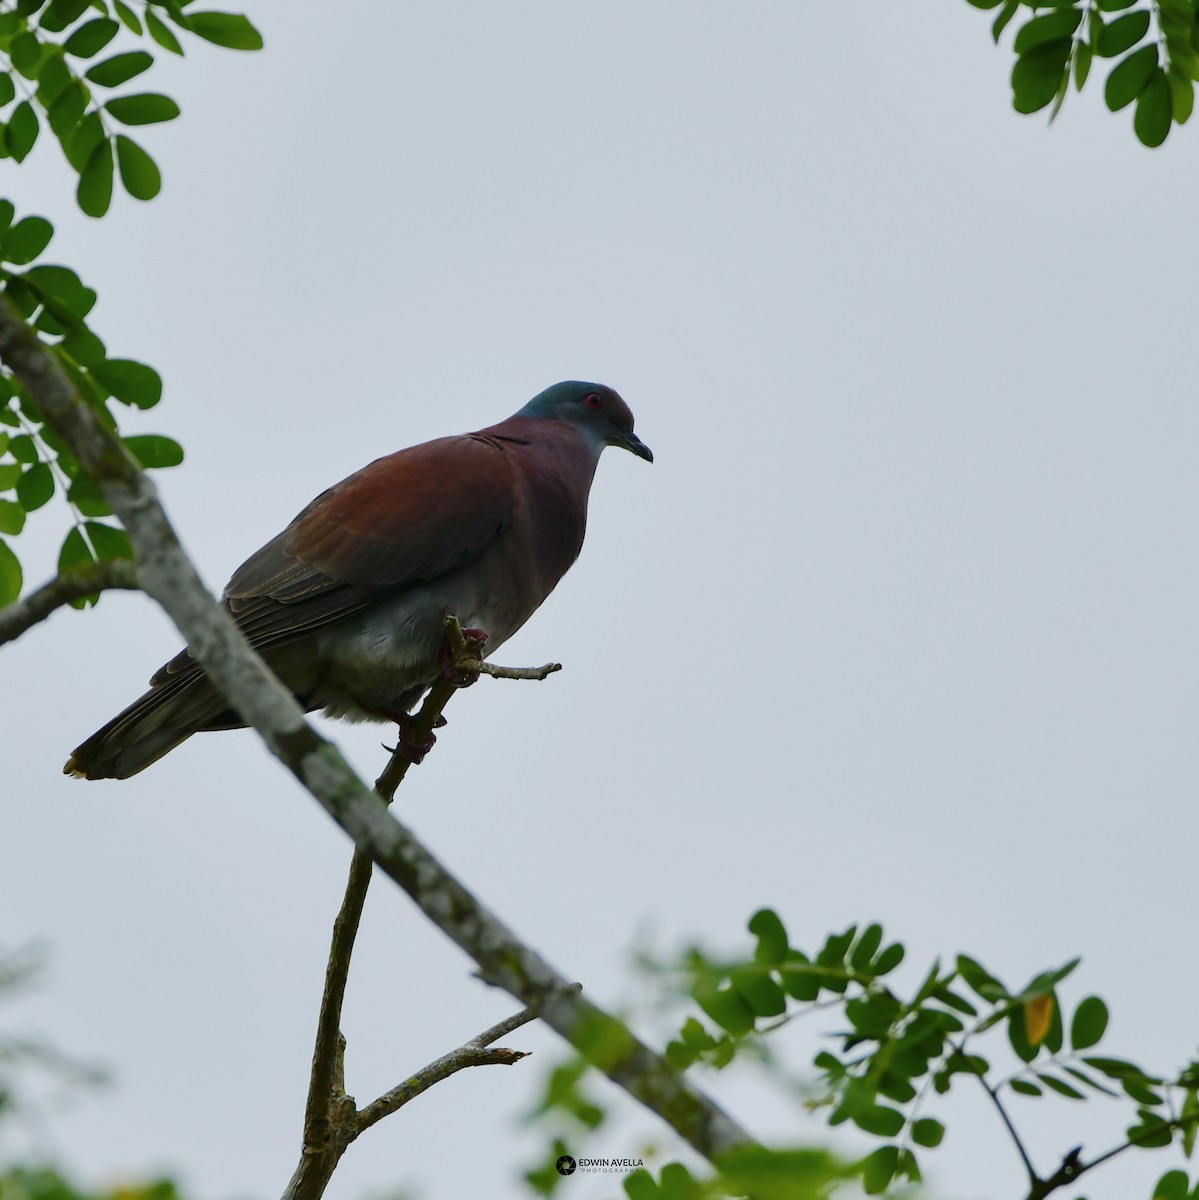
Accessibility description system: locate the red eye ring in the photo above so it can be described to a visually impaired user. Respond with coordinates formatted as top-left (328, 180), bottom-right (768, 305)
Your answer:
top-left (585, 392), bottom-right (603, 410)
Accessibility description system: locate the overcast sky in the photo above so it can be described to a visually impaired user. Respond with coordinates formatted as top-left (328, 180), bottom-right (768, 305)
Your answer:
top-left (4, 4), bottom-right (1198, 1199)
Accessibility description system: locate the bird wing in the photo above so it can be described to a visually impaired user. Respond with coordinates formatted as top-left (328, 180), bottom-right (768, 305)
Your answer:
top-left (149, 432), bottom-right (516, 686)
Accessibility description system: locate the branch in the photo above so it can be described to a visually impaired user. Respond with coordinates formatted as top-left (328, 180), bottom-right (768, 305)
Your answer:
top-left (0, 559), bottom-right (138, 646)
top-left (356, 1003), bottom-right (539, 1134)
top-left (0, 299), bottom-right (753, 1182)
top-left (282, 1005), bottom-right (537, 1200)
top-left (950, 1041), bottom-right (1038, 1187)
top-left (292, 625), bottom-right (558, 1196)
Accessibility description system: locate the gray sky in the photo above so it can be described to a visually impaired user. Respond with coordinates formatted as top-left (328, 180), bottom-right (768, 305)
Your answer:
top-left (5, 3), bottom-right (1198, 1199)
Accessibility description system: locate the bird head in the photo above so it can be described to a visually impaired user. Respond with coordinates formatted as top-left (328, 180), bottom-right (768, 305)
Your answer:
top-left (518, 381), bottom-right (653, 463)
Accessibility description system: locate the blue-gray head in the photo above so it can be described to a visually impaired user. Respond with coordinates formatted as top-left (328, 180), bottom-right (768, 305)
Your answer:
top-left (518, 381), bottom-right (653, 463)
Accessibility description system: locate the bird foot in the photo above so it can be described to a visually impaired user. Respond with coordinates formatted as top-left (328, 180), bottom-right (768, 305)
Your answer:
top-left (440, 627), bottom-right (489, 687)
top-left (381, 711), bottom-right (440, 765)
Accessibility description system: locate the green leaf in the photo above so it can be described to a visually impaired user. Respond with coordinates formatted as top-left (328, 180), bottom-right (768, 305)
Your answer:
top-left (1105, 43), bottom-right (1159, 111)
top-left (1075, 40), bottom-right (1093, 90)
top-left (64, 109), bottom-right (105, 173)
top-left (22, 264), bottom-right (96, 322)
top-left (16, 460), bottom-right (53, 510)
top-left (5, 100), bottom-right (39, 162)
top-left (965, 0), bottom-right (1006, 8)
top-left (1062, 1063), bottom-right (1118, 1096)
top-left (183, 10), bottom-right (264, 50)
top-left (85, 519), bottom-right (132, 560)
top-left (911, 1118), bottom-right (944, 1148)
top-left (0, 536), bottom-right (21, 605)
top-left (0, 463), bottom-right (20, 489)
top-left (1014, 9), bottom-right (1083, 55)
top-left (1135, 68), bottom-right (1173, 146)
top-left (1168, 66), bottom-right (1194, 122)
top-left (67, 471), bottom-right (110, 516)
top-left (123, 434), bottom-right (183, 468)
top-left (1096, 9), bottom-right (1151, 56)
top-left (1069, 995), bottom-right (1109, 1050)
top-left (0, 498), bottom-right (26, 534)
top-left (146, 9), bottom-right (184, 54)
top-left (60, 324), bottom-right (106, 367)
top-left (40, 0), bottom-right (91, 33)
top-left (0, 74), bottom-right (16, 106)
top-left (77, 138), bottom-right (114, 217)
top-left (10, 32), bottom-right (45, 79)
top-left (779, 950), bottom-right (819, 1001)
top-left (694, 982), bottom-right (756, 1035)
top-left (1008, 1007), bottom-right (1037, 1063)
top-left (57, 524), bottom-right (92, 573)
top-left (992, 0), bottom-right (1019, 43)
top-left (873, 942), bottom-right (905, 975)
top-left (106, 92), bottom-right (181, 124)
top-left (1096, 0), bottom-right (1137, 9)
top-left (63, 17), bottom-right (120, 57)
top-left (851, 923), bottom-right (884, 971)
top-left (1012, 38), bottom-right (1072, 111)
top-left (1152, 1170), bottom-right (1190, 1200)
top-left (854, 1105), bottom-right (905, 1138)
top-left (47, 81), bottom-right (88, 140)
top-left (749, 908), bottom-right (788, 965)
top-left (85, 51), bottom-right (154, 88)
top-left (1128, 1116), bottom-right (1174, 1148)
top-left (92, 358), bottom-right (162, 408)
top-left (1, 215), bottom-right (53, 265)
top-left (114, 0), bottom-right (142, 33)
top-left (115, 134), bottom-right (161, 200)
top-left (1009, 1078), bottom-right (1042, 1096)
top-left (861, 1146), bottom-right (899, 1195)
top-left (1123, 1076), bottom-right (1165, 1105)
top-left (1038, 1072), bottom-right (1086, 1100)
top-left (36, 51), bottom-right (73, 107)
top-left (8, 434), bottom-right (38, 463)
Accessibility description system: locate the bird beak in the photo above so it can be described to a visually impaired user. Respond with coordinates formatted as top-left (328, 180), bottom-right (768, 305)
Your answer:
top-left (616, 430), bottom-right (653, 463)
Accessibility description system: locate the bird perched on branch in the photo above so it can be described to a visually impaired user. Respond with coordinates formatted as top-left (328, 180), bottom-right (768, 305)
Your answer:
top-left (65, 381), bottom-right (652, 780)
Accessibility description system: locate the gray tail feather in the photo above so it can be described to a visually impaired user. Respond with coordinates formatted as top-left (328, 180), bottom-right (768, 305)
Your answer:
top-left (65, 674), bottom-right (245, 780)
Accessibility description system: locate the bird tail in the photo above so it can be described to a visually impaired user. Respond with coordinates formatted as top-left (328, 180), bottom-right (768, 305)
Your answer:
top-left (65, 673), bottom-right (242, 780)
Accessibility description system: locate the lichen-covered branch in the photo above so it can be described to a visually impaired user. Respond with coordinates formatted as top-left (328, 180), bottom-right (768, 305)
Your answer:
top-left (0, 559), bottom-right (138, 646)
top-left (0, 297), bottom-right (754, 1182)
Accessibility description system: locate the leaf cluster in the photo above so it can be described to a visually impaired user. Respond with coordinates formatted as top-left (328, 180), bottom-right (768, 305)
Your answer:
top-left (525, 911), bottom-right (1199, 1199)
top-left (0, 0), bottom-right (261, 214)
top-left (967, 0), bottom-right (1198, 146)
top-left (0, 202), bottom-right (181, 605)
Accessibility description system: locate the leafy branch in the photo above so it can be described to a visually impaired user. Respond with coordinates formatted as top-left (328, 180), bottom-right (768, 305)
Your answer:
top-left (593, 911), bottom-right (1199, 1198)
top-left (0, 0), bottom-right (261, 214)
top-left (967, 0), bottom-right (1198, 146)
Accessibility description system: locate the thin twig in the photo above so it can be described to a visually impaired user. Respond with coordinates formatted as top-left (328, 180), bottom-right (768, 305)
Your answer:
top-left (356, 1004), bottom-right (540, 1133)
top-left (282, 1005), bottom-right (538, 1200)
top-left (949, 1041), bottom-right (1038, 1187)
top-left (0, 559), bottom-right (138, 646)
top-left (478, 659), bottom-right (561, 680)
top-left (289, 621), bottom-right (550, 1198)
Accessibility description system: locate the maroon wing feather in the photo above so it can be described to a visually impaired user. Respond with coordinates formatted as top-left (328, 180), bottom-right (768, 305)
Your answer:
top-left (150, 433), bottom-right (515, 685)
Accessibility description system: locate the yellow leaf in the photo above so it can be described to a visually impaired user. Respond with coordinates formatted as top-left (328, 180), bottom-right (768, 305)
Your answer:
top-left (1025, 994), bottom-right (1054, 1046)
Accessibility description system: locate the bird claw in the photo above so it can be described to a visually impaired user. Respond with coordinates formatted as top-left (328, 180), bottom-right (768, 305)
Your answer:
top-left (440, 626), bottom-right (489, 687)
top-left (382, 712), bottom-right (438, 765)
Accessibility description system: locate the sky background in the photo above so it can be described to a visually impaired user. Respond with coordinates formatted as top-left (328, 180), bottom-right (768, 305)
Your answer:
top-left (4, 3), bottom-right (1198, 1199)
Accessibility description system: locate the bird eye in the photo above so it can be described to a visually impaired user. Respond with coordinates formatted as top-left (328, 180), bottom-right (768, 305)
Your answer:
top-left (585, 393), bottom-right (603, 410)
